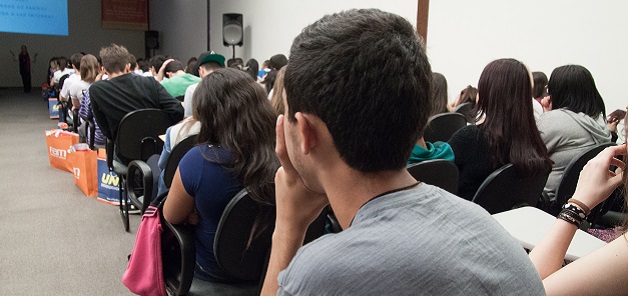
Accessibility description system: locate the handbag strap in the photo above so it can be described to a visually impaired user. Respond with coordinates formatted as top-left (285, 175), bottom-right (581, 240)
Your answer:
top-left (150, 189), bottom-right (169, 209)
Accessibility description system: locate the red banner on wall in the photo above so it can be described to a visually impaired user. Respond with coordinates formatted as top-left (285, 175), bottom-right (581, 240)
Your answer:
top-left (102, 0), bottom-right (148, 31)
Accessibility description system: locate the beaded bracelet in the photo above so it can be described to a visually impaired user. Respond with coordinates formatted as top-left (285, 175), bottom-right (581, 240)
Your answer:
top-left (557, 208), bottom-right (583, 228)
top-left (562, 203), bottom-right (587, 220)
top-left (567, 198), bottom-right (591, 216)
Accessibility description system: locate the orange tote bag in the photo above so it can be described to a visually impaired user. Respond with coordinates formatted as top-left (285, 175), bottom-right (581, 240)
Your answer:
top-left (67, 147), bottom-right (98, 197)
top-left (45, 129), bottom-right (79, 172)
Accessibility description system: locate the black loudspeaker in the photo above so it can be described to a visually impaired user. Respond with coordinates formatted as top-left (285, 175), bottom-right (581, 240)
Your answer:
top-left (145, 30), bottom-right (160, 50)
top-left (223, 13), bottom-right (243, 46)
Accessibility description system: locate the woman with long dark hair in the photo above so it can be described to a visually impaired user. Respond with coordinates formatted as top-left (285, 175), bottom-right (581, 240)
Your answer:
top-left (449, 58), bottom-right (553, 200)
top-left (537, 65), bottom-right (611, 203)
top-left (163, 68), bottom-right (278, 282)
top-left (244, 58), bottom-right (259, 81)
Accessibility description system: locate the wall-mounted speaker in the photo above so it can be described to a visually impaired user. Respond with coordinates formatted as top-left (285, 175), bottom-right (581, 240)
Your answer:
top-left (145, 30), bottom-right (160, 50)
top-left (223, 13), bottom-right (243, 46)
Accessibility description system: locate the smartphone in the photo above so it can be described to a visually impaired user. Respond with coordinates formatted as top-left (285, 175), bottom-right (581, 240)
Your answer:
top-left (607, 109), bottom-right (626, 123)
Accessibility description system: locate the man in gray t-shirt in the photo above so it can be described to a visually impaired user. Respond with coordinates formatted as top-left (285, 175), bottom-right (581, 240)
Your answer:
top-left (278, 185), bottom-right (544, 295)
top-left (260, 8), bottom-right (544, 296)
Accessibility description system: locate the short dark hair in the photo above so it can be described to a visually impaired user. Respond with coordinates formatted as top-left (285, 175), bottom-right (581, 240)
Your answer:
top-left (137, 58), bottom-right (149, 72)
top-left (226, 58), bottom-right (237, 67)
top-left (70, 53), bottom-right (84, 70)
top-left (57, 56), bottom-right (68, 70)
top-left (150, 55), bottom-right (167, 72)
top-left (284, 9), bottom-right (432, 172)
top-left (164, 59), bottom-right (184, 73)
top-left (269, 54), bottom-right (287, 70)
top-left (548, 65), bottom-right (606, 120)
top-left (128, 54), bottom-right (137, 70)
top-left (99, 44), bottom-right (130, 74)
top-left (200, 62), bottom-right (222, 73)
top-left (532, 71), bottom-right (548, 99)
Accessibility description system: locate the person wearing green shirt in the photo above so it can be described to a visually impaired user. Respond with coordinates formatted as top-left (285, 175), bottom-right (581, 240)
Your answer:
top-left (157, 59), bottom-right (201, 99)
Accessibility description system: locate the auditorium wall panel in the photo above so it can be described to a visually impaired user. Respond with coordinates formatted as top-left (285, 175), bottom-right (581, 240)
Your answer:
top-left (428, 0), bottom-right (628, 111)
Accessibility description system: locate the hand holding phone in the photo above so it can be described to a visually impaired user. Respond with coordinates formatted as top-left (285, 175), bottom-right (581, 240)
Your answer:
top-left (607, 109), bottom-right (626, 123)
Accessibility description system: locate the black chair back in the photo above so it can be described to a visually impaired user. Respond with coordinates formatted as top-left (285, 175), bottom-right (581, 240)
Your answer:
top-left (114, 108), bottom-right (171, 165)
top-left (453, 102), bottom-right (475, 124)
top-left (53, 73), bottom-right (70, 95)
top-left (163, 135), bottom-right (197, 189)
top-left (162, 188), bottom-right (326, 295)
top-left (105, 108), bottom-right (171, 232)
top-left (472, 164), bottom-right (550, 214)
top-left (214, 189), bottom-right (274, 282)
top-left (423, 112), bottom-right (467, 143)
top-left (58, 74), bottom-right (70, 90)
top-left (553, 142), bottom-right (615, 215)
top-left (407, 159), bottom-right (459, 195)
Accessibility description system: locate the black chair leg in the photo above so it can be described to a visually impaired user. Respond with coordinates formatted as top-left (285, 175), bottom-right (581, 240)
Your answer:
top-left (119, 177), bottom-right (129, 232)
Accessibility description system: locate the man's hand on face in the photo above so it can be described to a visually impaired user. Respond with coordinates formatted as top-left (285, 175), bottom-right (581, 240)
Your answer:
top-left (274, 114), bottom-right (329, 234)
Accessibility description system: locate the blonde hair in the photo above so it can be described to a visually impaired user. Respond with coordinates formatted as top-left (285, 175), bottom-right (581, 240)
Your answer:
top-left (270, 67), bottom-right (286, 114)
top-left (80, 54), bottom-right (99, 83)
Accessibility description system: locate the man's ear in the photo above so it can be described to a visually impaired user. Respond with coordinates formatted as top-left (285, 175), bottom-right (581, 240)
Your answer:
top-left (295, 112), bottom-right (318, 155)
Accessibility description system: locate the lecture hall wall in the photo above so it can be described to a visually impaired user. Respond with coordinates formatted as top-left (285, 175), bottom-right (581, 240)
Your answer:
top-left (148, 0), bottom-right (418, 73)
top-left (154, 0), bottom-right (627, 112)
top-left (4, 1), bottom-right (626, 113)
top-left (428, 0), bottom-right (628, 112)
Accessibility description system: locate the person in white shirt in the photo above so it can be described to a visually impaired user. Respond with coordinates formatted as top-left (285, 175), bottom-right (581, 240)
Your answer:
top-left (59, 53), bottom-right (84, 103)
top-left (51, 56), bottom-right (75, 87)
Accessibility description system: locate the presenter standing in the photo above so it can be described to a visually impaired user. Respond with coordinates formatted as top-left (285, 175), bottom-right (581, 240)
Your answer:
top-left (18, 45), bottom-right (31, 93)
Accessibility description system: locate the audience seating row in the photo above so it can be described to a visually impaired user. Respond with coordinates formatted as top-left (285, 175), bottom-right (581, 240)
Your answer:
top-left (416, 108), bottom-right (618, 225)
top-left (109, 104), bottom-right (618, 294)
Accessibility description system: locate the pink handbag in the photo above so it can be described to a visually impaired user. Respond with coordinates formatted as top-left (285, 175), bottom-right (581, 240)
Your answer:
top-left (122, 205), bottom-right (167, 296)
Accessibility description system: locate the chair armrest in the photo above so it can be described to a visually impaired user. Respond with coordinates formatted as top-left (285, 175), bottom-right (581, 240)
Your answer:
top-left (162, 220), bottom-right (195, 296)
top-left (126, 160), bottom-right (154, 214)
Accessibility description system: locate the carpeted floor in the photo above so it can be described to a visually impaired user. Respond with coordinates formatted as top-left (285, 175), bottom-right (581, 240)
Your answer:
top-left (0, 88), bottom-right (140, 295)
